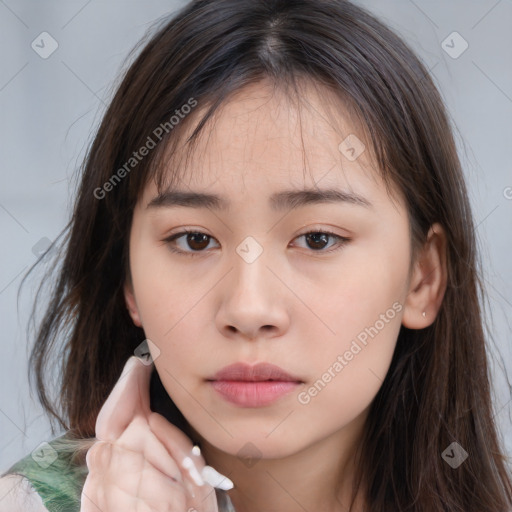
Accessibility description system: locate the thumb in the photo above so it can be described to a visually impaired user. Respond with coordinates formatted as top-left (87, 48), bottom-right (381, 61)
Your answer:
top-left (95, 355), bottom-right (154, 442)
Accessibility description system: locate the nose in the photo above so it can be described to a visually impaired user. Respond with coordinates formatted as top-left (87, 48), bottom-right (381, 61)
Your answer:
top-left (215, 246), bottom-right (290, 341)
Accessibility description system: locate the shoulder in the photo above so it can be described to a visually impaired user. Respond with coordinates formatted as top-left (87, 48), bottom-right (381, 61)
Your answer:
top-left (1, 432), bottom-right (93, 512)
top-left (0, 474), bottom-right (49, 512)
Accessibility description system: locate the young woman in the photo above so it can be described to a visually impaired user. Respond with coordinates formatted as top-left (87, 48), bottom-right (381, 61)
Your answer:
top-left (1, 0), bottom-right (511, 511)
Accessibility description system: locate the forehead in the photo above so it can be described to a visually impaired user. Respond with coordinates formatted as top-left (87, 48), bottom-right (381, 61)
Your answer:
top-left (143, 79), bottom-right (401, 210)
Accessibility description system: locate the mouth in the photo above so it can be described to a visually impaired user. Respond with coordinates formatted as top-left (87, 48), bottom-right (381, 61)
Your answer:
top-left (206, 362), bottom-right (304, 407)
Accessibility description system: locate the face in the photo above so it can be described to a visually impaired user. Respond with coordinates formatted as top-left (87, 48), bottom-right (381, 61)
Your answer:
top-left (125, 80), bottom-right (413, 459)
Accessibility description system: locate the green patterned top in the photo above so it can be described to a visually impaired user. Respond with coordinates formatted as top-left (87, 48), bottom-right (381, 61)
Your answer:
top-left (2, 432), bottom-right (236, 512)
top-left (1, 433), bottom-right (90, 512)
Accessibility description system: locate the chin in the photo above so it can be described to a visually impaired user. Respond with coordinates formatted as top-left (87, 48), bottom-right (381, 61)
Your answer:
top-left (200, 429), bottom-right (307, 461)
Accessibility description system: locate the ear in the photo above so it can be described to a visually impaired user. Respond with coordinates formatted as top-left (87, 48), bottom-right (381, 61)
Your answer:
top-left (124, 278), bottom-right (142, 327)
top-left (402, 222), bottom-right (448, 329)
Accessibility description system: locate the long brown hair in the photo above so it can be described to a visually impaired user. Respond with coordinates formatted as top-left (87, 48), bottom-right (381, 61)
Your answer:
top-left (18, 0), bottom-right (512, 510)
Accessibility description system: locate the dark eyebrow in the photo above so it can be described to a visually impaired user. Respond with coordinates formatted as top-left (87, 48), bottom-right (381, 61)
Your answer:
top-left (147, 188), bottom-right (372, 211)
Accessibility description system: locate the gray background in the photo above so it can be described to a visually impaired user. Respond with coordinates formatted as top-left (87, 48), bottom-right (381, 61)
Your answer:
top-left (1, 0), bottom-right (511, 473)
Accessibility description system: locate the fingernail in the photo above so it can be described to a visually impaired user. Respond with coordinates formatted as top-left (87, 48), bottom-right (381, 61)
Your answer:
top-left (182, 456), bottom-right (205, 486)
top-left (191, 445), bottom-right (201, 457)
top-left (201, 465), bottom-right (234, 490)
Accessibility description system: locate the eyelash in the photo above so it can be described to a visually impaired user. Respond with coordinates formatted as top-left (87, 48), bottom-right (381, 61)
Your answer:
top-left (162, 229), bottom-right (350, 257)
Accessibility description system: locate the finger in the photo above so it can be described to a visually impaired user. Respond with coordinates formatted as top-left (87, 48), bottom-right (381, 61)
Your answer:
top-left (149, 411), bottom-right (209, 494)
top-left (148, 412), bottom-right (200, 470)
top-left (148, 411), bottom-right (227, 505)
top-left (124, 458), bottom-right (187, 512)
top-left (85, 439), bottom-right (111, 474)
top-left (116, 415), bottom-right (184, 484)
top-left (80, 480), bottom-right (103, 512)
top-left (82, 441), bottom-right (187, 512)
top-left (95, 355), bottom-right (154, 442)
top-left (149, 412), bottom-right (234, 494)
top-left (81, 442), bottom-right (111, 512)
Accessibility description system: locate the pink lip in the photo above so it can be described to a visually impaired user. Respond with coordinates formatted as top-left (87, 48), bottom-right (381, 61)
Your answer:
top-left (207, 363), bottom-right (303, 407)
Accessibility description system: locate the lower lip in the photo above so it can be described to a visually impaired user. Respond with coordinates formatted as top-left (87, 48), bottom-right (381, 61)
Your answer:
top-left (209, 380), bottom-right (301, 407)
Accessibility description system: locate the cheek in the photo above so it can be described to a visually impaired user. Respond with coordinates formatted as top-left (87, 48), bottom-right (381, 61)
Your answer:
top-left (292, 307), bottom-right (401, 449)
top-left (130, 242), bottom-right (209, 339)
top-left (292, 245), bottom-right (407, 351)
top-left (290, 232), bottom-right (408, 416)
top-left (129, 248), bottom-right (214, 371)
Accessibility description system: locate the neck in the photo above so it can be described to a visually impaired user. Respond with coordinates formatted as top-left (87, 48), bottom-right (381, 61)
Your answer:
top-left (197, 411), bottom-right (368, 512)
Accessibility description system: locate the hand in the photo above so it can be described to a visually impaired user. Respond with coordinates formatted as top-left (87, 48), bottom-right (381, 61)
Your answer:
top-left (80, 355), bottom-right (223, 512)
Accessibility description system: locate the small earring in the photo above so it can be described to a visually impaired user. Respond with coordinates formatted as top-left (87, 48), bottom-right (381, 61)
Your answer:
top-left (422, 311), bottom-right (426, 318)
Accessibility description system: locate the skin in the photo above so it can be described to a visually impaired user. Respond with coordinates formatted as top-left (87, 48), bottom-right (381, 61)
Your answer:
top-left (81, 356), bottom-right (220, 512)
top-left (124, 79), bottom-right (447, 512)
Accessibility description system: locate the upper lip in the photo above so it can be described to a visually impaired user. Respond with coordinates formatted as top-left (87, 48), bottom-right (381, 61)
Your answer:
top-left (208, 362), bottom-right (303, 382)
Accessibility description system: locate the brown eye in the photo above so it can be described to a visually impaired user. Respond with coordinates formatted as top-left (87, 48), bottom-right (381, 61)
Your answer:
top-left (163, 230), bottom-right (218, 256)
top-left (293, 230), bottom-right (351, 253)
top-left (164, 229), bottom-right (350, 257)
top-left (185, 232), bottom-right (210, 250)
top-left (305, 232), bottom-right (330, 250)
